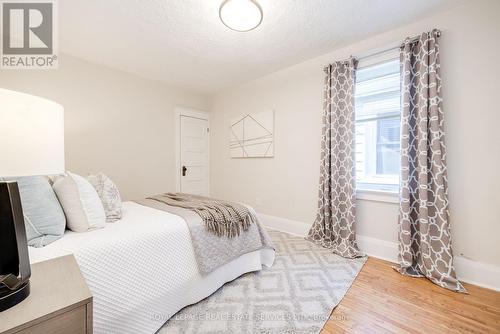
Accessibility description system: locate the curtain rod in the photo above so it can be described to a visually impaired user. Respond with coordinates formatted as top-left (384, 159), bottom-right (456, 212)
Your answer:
top-left (323, 30), bottom-right (441, 71)
top-left (355, 34), bottom-right (421, 62)
top-left (323, 29), bottom-right (441, 72)
top-left (356, 30), bottom-right (441, 62)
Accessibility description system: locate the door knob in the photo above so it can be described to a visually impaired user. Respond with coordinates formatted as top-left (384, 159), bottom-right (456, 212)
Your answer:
top-left (182, 166), bottom-right (187, 176)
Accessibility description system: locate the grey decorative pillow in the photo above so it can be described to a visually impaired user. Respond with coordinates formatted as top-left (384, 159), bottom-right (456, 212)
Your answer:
top-left (5, 176), bottom-right (66, 247)
top-left (52, 172), bottom-right (106, 232)
top-left (86, 173), bottom-right (122, 222)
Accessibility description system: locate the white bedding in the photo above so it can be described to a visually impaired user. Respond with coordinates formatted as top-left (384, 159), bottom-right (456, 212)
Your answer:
top-left (29, 201), bottom-right (275, 334)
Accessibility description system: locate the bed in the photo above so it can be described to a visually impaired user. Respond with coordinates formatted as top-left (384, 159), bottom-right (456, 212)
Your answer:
top-left (28, 201), bottom-right (275, 334)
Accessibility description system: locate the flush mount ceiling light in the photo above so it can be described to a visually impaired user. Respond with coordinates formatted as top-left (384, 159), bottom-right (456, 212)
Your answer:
top-left (219, 0), bottom-right (263, 32)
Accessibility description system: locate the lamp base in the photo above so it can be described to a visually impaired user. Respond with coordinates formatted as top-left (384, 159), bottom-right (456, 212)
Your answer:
top-left (0, 280), bottom-right (30, 312)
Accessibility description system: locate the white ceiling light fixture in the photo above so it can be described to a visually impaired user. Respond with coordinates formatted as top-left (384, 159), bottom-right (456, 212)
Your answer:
top-left (219, 0), bottom-right (263, 32)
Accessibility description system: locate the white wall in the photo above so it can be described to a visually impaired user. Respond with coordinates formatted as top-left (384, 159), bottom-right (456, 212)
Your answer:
top-left (210, 0), bottom-right (500, 268)
top-left (0, 54), bottom-right (210, 200)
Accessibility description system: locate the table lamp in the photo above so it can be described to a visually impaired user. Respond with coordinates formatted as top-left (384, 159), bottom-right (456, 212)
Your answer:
top-left (0, 88), bottom-right (64, 311)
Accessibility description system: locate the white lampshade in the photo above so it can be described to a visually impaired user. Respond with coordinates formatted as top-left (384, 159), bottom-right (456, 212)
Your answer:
top-left (0, 88), bottom-right (65, 177)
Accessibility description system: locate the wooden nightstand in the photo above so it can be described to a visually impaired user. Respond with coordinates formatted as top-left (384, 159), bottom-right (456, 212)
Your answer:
top-left (0, 255), bottom-right (92, 334)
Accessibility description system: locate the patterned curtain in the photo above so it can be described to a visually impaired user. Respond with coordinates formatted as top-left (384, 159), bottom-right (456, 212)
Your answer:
top-left (307, 58), bottom-right (363, 259)
top-left (396, 29), bottom-right (465, 292)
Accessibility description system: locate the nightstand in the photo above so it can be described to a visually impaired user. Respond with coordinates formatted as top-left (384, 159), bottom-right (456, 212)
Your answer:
top-left (0, 255), bottom-right (92, 334)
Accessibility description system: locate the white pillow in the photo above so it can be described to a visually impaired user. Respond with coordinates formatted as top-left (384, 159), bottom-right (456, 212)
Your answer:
top-left (52, 172), bottom-right (106, 232)
top-left (86, 173), bottom-right (122, 223)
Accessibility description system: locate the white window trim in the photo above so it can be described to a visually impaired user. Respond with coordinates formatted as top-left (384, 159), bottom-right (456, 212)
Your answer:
top-left (356, 189), bottom-right (399, 204)
top-left (355, 49), bottom-right (401, 203)
top-left (357, 43), bottom-right (400, 69)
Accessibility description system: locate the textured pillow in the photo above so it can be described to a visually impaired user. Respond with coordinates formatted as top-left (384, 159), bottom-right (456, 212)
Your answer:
top-left (3, 176), bottom-right (66, 247)
top-left (52, 172), bottom-right (106, 232)
top-left (86, 173), bottom-right (122, 222)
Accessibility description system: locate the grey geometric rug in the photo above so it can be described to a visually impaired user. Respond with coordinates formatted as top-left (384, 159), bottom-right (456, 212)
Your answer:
top-left (159, 230), bottom-right (366, 334)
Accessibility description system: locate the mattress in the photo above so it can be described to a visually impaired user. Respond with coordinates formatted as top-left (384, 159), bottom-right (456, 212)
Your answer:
top-left (29, 201), bottom-right (275, 334)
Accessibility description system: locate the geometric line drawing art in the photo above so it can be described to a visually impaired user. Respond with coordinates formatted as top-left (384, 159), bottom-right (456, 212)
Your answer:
top-left (230, 110), bottom-right (274, 158)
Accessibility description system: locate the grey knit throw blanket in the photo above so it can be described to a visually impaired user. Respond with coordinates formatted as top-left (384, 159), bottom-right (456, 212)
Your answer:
top-left (145, 193), bottom-right (257, 238)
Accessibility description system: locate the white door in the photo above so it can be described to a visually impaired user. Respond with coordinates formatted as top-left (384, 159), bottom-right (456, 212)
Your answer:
top-left (180, 115), bottom-right (209, 196)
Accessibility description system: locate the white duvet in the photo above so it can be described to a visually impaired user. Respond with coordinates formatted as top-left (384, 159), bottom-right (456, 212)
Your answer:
top-left (29, 202), bottom-right (275, 334)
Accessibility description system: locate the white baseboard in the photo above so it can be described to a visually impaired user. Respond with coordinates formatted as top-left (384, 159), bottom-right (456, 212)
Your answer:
top-left (356, 235), bottom-right (398, 263)
top-left (258, 212), bottom-right (500, 292)
top-left (453, 256), bottom-right (500, 292)
top-left (258, 213), bottom-right (310, 237)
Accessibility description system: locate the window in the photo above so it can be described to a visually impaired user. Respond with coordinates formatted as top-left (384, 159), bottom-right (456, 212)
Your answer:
top-left (355, 58), bottom-right (400, 193)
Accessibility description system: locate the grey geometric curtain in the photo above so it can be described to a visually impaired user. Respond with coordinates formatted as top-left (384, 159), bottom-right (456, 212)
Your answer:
top-left (396, 29), bottom-right (466, 292)
top-left (307, 58), bottom-right (363, 259)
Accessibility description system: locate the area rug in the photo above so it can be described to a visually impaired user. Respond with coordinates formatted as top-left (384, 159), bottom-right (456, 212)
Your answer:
top-left (159, 230), bottom-right (366, 334)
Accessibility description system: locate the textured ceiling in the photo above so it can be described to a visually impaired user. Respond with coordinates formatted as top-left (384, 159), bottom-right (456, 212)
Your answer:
top-left (59, 0), bottom-right (464, 94)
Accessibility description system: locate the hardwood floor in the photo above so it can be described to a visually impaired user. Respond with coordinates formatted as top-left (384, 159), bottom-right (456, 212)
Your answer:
top-left (322, 257), bottom-right (500, 334)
